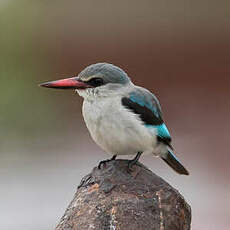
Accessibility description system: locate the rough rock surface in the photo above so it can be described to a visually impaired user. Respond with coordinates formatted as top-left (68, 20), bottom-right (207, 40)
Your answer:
top-left (55, 160), bottom-right (191, 230)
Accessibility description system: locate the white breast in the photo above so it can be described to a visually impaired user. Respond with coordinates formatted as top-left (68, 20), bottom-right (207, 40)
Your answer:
top-left (82, 95), bottom-right (157, 156)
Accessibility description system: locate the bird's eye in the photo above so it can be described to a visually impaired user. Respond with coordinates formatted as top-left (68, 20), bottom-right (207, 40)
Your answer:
top-left (87, 78), bottom-right (104, 87)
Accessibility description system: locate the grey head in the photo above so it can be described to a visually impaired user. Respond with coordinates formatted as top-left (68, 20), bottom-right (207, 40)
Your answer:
top-left (78, 63), bottom-right (131, 87)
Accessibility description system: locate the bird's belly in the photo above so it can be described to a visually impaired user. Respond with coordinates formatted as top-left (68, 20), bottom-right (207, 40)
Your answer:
top-left (82, 98), bottom-right (156, 155)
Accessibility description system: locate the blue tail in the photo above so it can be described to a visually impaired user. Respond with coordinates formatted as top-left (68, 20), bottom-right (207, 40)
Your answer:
top-left (161, 150), bottom-right (189, 175)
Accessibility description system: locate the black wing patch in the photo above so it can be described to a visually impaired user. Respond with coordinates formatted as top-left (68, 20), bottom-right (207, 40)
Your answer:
top-left (157, 136), bottom-right (173, 149)
top-left (121, 97), bottom-right (163, 125)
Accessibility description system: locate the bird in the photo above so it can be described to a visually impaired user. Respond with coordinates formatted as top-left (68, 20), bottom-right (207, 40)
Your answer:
top-left (40, 63), bottom-right (189, 175)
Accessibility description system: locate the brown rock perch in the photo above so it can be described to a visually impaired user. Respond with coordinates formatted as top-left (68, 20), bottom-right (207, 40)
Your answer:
top-left (55, 160), bottom-right (191, 230)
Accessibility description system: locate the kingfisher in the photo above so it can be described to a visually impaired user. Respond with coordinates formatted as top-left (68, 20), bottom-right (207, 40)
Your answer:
top-left (40, 63), bottom-right (189, 175)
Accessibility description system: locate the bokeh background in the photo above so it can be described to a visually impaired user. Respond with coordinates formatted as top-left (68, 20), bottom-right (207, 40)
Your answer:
top-left (1, 0), bottom-right (229, 229)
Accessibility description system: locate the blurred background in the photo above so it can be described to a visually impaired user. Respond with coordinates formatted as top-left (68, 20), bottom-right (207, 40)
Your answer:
top-left (0, 0), bottom-right (229, 229)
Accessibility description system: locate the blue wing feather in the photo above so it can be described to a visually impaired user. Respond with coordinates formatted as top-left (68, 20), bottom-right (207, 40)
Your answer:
top-left (129, 91), bottom-right (161, 121)
top-left (155, 123), bottom-right (171, 139)
top-left (121, 87), bottom-right (172, 147)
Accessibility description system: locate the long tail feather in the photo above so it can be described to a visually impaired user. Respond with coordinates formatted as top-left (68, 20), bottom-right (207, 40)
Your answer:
top-left (161, 150), bottom-right (189, 175)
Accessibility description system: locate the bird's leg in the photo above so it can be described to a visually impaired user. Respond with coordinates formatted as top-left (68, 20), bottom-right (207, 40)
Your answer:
top-left (110, 155), bottom-right (117, 161)
top-left (98, 154), bottom-right (117, 169)
top-left (128, 152), bottom-right (142, 171)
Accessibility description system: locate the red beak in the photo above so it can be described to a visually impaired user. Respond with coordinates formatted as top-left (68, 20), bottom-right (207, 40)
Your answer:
top-left (39, 77), bottom-right (91, 89)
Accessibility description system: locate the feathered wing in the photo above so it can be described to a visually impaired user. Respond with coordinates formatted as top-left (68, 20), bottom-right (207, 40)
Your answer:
top-left (121, 87), bottom-right (189, 175)
top-left (121, 87), bottom-right (172, 147)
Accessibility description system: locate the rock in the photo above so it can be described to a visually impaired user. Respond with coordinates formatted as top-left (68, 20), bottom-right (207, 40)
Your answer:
top-left (55, 160), bottom-right (191, 230)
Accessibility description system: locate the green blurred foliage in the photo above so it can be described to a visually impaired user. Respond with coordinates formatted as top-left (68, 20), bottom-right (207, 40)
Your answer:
top-left (0, 1), bottom-right (59, 144)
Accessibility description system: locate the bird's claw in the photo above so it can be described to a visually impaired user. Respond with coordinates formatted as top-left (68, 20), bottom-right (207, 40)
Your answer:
top-left (98, 159), bottom-right (110, 169)
top-left (98, 155), bottom-right (117, 169)
top-left (127, 161), bottom-right (136, 172)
